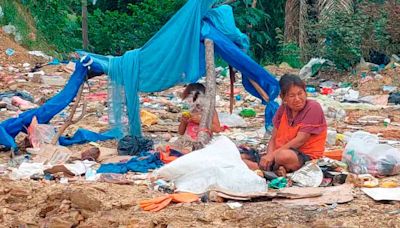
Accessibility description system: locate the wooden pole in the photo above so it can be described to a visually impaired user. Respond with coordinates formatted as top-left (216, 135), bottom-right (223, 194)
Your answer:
top-left (82, 0), bottom-right (89, 50)
top-left (51, 85), bottom-right (87, 145)
top-left (197, 39), bottom-right (216, 147)
top-left (229, 66), bottom-right (235, 114)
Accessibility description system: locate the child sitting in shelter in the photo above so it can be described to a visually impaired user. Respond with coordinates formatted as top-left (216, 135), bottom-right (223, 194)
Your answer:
top-left (175, 83), bottom-right (222, 153)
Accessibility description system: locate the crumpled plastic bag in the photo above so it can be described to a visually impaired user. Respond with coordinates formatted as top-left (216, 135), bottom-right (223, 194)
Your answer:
top-left (290, 163), bottom-right (323, 187)
top-left (342, 131), bottom-right (400, 176)
top-left (27, 116), bottom-right (57, 148)
top-left (140, 110), bottom-right (158, 127)
top-left (218, 112), bottom-right (247, 127)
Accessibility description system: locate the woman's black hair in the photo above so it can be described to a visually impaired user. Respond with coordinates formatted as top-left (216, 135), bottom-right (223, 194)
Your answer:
top-left (279, 74), bottom-right (306, 98)
top-left (182, 83), bottom-right (206, 102)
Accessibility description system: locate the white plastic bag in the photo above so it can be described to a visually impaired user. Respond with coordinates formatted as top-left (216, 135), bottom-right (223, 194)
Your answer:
top-left (218, 112), bottom-right (247, 128)
top-left (343, 131), bottom-right (400, 176)
top-left (27, 116), bottom-right (57, 148)
top-left (154, 136), bottom-right (267, 194)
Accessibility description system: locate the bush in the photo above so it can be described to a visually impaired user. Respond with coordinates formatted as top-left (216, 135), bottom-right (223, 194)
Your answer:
top-left (275, 28), bottom-right (302, 68)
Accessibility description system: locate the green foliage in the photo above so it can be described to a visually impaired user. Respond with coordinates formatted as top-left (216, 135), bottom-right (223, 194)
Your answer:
top-left (0, 0), bottom-right (32, 47)
top-left (89, 0), bottom-right (185, 55)
top-left (310, 9), bottom-right (366, 70)
top-left (275, 28), bottom-right (303, 68)
top-left (231, 0), bottom-right (286, 64)
top-left (24, 0), bottom-right (82, 53)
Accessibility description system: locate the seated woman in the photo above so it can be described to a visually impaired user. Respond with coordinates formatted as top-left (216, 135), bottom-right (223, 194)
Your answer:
top-left (174, 83), bottom-right (221, 153)
top-left (242, 74), bottom-right (327, 174)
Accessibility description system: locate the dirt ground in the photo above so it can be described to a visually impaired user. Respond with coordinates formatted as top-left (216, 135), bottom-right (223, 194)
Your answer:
top-left (0, 176), bottom-right (399, 228)
top-left (1, 31), bottom-right (400, 227)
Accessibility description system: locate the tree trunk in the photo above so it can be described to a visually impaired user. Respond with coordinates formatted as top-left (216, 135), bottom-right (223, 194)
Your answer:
top-left (82, 0), bottom-right (89, 50)
top-left (299, 0), bottom-right (308, 61)
top-left (197, 39), bottom-right (216, 147)
top-left (284, 0), bottom-right (300, 43)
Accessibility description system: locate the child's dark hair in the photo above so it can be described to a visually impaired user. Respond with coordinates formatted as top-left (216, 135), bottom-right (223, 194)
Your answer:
top-left (182, 83), bottom-right (206, 102)
top-left (279, 74), bottom-right (306, 98)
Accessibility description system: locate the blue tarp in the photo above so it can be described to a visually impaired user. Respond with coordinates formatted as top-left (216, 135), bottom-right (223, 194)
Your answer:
top-left (97, 152), bottom-right (163, 174)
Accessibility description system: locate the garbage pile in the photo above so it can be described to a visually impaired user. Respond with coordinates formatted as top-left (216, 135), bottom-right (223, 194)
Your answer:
top-left (1, 33), bottom-right (400, 226)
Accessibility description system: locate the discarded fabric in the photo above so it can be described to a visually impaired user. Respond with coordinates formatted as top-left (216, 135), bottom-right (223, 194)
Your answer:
top-left (97, 152), bottom-right (163, 174)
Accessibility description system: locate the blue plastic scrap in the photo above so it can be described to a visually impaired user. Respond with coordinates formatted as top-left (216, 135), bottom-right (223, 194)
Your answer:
top-left (96, 152), bottom-right (163, 174)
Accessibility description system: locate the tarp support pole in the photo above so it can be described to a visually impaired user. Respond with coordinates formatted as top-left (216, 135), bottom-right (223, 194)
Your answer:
top-left (229, 66), bottom-right (235, 114)
top-left (198, 39), bottom-right (216, 147)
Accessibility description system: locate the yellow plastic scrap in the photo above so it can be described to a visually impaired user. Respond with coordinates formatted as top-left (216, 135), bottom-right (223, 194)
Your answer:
top-left (141, 110), bottom-right (158, 127)
top-left (380, 180), bottom-right (399, 188)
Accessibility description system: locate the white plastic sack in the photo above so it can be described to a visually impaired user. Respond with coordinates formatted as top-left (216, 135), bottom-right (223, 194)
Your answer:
top-left (343, 131), bottom-right (400, 176)
top-left (218, 112), bottom-right (247, 128)
top-left (154, 136), bottom-right (267, 194)
top-left (9, 163), bottom-right (45, 180)
top-left (299, 58), bottom-right (327, 80)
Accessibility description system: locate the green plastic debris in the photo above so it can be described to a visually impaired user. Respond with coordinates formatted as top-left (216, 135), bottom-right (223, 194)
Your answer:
top-left (339, 82), bottom-right (352, 88)
top-left (239, 109), bottom-right (256, 118)
top-left (220, 68), bottom-right (228, 77)
top-left (268, 177), bottom-right (288, 189)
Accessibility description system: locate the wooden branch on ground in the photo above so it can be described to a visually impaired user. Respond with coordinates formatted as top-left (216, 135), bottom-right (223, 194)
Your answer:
top-left (51, 85), bottom-right (86, 145)
top-left (197, 39), bottom-right (216, 148)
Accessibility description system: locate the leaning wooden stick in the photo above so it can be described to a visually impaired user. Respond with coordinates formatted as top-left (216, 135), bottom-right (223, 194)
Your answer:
top-left (197, 39), bottom-right (217, 148)
top-left (249, 79), bottom-right (269, 102)
top-left (51, 85), bottom-right (87, 145)
top-left (229, 66), bottom-right (235, 114)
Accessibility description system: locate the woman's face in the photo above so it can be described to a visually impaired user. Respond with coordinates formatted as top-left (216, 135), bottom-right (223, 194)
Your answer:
top-left (283, 85), bottom-right (307, 112)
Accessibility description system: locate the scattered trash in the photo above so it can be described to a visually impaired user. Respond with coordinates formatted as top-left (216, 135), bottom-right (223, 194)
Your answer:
top-left (139, 193), bottom-right (199, 212)
top-left (273, 184), bottom-right (353, 206)
top-left (219, 112), bottom-right (247, 127)
top-left (226, 202), bottom-right (243, 209)
top-left (41, 75), bottom-right (67, 86)
top-left (141, 109), bottom-right (158, 126)
top-left (346, 174), bottom-right (379, 187)
top-left (28, 51), bottom-right (52, 61)
top-left (117, 135), bottom-right (154, 156)
top-left (268, 177), bottom-right (288, 189)
top-left (290, 163), bottom-right (323, 187)
top-left (5, 48), bottom-right (15, 56)
top-left (362, 188), bottom-right (400, 201)
top-left (343, 131), bottom-right (400, 176)
top-left (239, 108), bottom-right (256, 118)
top-left (27, 116), bottom-right (57, 148)
top-left (299, 58), bottom-right (328, 80)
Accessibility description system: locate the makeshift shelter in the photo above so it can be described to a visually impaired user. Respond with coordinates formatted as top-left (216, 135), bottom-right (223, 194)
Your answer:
top-left (0, 0), bottom-right (279, 149)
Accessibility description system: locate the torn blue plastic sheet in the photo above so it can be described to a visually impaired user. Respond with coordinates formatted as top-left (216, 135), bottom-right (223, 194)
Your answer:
top-left (96, 152), bottom-right (163, 174)
top-left (59, 128), bottom-right (121, 146)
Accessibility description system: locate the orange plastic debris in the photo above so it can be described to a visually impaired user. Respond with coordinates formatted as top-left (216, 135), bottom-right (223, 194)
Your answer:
top-left (138, 193), bottom-right (199, 212)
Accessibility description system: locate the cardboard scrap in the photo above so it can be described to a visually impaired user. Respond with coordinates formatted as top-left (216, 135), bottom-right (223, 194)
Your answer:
top-left (273, 184), bottom-right (353, 206)
top-left (30, 144), bottom-right (72, 165)
top-left (362, 188), bottom-right (400, 201)
top-left (97, 147), bottom-right (119, 163)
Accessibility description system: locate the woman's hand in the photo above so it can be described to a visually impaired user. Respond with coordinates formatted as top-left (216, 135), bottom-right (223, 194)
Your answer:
top-left (259, 152), bottom-right (275, 170)
top-left (181, 115), bottom-right (190, 123)
top-left (189, 112), bottom-right (201, 123)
